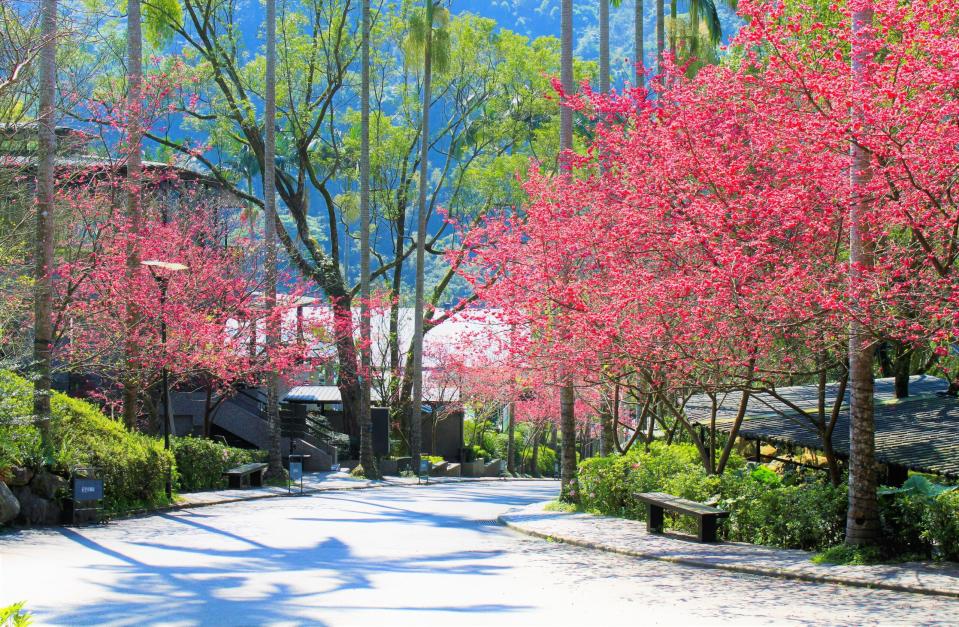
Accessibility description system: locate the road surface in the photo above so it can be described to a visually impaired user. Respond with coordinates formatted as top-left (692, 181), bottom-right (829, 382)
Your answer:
top-left (1, 481), bottom-right (956, 625)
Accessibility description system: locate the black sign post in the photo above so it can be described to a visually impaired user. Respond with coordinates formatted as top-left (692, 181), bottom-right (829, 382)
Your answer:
top-left (68, 467), bottom-right (104, 525)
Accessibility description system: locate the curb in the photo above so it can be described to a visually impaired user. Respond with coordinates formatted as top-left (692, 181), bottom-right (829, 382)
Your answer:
top-left (497, 511), bottom-right (959, 600)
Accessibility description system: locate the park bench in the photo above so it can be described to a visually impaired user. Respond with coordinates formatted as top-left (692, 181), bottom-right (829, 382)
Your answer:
top-left (223, 462), bottom-right (268, 489)
top-left (635, 492), bottom-right (729, 543)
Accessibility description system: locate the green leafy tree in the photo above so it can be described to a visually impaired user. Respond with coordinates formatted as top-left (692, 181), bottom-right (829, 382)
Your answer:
top-left (406, 0), bottom-right (450, 471)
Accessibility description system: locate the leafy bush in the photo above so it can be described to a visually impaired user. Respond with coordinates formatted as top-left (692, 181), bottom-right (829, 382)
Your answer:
top-left (721, 475), bottom-right (847, 551)
top-left (0, 370), bottom-right (175, 516)
top-left (580, 442), bottom-right (728, 521)
top-left (521, 446), bottom-right (556, 476)
top-left (578, 442), bottom-right (959, 560)
top-left (0, 601), bottom-right (32, 627)
top-left (813, 544), bottom-right (883, 565)
top-left (171, 436), bottom-right (266, 492)
top-left (580, 443), bottom-right (847, 551)
top-left (928, 491), bottom-right (959, 561)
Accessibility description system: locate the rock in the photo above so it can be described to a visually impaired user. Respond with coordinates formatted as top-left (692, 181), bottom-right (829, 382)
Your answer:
top-left (13, 488), bottom-right (61, 526)
top-left (6, 466), bottom-right (34, 487)
top-left (0, 482), bottom-right (20, 525)
top-left (31, 471), bottom-right (68, 500)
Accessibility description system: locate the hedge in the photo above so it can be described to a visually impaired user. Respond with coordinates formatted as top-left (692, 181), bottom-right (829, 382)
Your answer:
top-left (0, 370), bottom-right (174, 514)
top-left (578, 443), bottom-right (959, 559)
top-left (171, 436), bottom-right (267, 492)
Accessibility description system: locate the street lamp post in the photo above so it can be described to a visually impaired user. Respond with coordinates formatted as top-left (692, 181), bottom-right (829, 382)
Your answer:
top-left (141, 260), bottom-right (187, 500)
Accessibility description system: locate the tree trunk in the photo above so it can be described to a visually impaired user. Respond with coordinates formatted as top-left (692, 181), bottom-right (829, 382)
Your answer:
top-left (635, 0), bottom-right (644, 87)
top-left (506, 401), bottom-right (516, 473)
top-left (263, 0), bottom-right (282, 479)
top-left (894, 348), bottom-right (910, 399)
top-left (669, 0), bottom-right (677, 59)
top-left (411, 1), bottom-right (435, 474)
top-left (123, 0), bottom-right (143, 431)
top-left (846, 0), bottom-right (880, 546)
top-left (33, 0), bottom-right (57, 449)
top-left (357, 0), bottom-right (376, 478)
top-left (599, 0), bottom-right (610, 94)
top-left (656, 0), bottom-right (665, 76)
top-left (560, 381), bottom-right (579, 502)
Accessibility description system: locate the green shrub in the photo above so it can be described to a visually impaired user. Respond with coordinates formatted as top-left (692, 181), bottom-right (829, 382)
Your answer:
top-left (929, 491), bottom-right (959, 561)
top-left (721, 476), bottom-right (847, 551)
top-left (813, 544), bottom-right (883, 565)
top-left (0, 371), bottom-right (175, 516)
top-left (171, 436), bottom-right (266, 492)
top-left (0, 601), bottom-right (32, 627)
top-left (520, 446), bottom-right (556, 476)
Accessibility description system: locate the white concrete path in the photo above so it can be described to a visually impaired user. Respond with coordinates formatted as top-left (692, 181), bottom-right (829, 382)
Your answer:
top-left (2, 481), bottom-right (958, 626)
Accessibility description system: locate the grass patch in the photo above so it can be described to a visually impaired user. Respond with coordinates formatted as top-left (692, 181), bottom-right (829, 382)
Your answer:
top-left (813, 544), bottom-right (884, 566)
top-left (544, 500), bottom-right (581, 513)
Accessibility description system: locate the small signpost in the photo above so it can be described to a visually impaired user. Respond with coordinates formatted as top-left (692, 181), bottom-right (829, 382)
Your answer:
top-left (68, 467), bottom-right (103, 525)
top-left (418, 459), bottom-right (431, 485)
top-left (288, 454), bottom-right (307, 495)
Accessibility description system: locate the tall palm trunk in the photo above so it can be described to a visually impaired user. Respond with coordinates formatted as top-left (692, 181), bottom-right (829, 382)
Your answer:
top-left (33, 0), bottom-right (57, 449)
top-left (264, 0), bottom-right (282, 478)
top-left (656, 0), bottom-right (664, 76)
top-left (669, 0), bottom-right (677, 59)
top-left (559, 0), bottom-right (579, 504)
top-left (123, 0), bottom-right (143, 430)
top-left (635, 0), bottom-right (643, 87)
top-left (358, 0), bottom-right (376, 478)
top-left (411, 1), bottom-right (435, 473)
top-left (846, 0), bottom-right (880, 546)
top-left (599, 0), bottom-right (610, 93)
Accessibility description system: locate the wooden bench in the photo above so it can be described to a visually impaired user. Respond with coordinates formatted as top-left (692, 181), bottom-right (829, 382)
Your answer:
top-left (223, 462), bottom-right (268, 489)
top-left (635, 492), bottom-right (729, 543)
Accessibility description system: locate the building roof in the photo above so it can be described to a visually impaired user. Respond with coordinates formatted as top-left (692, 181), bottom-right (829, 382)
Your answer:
top-left (284, 384), bottom-right (457, 405)
top-left (687, 375), bottom-right (959, 478)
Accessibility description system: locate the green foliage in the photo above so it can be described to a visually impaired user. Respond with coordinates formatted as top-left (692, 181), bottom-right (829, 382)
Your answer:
top-left (579, 443), bottom-right (729, 521)
top-left (544, 500), bottom-right (580, 513)
top-left (813, 544), bottom-right (884, 566)
top-left (0, 370), bottom-right (174, 515)
top-left (749, 464), bottom-right (782, 487)
top-left (521, 446), bottom-right (556, 476)
top-left (720, 474), bottom-right (847, 551)
top-left (876, 475), bottom-right (959, 559)
top-left (929, 491), bottom-right (959, 562)
top-left (579, 443), bottom-right (959, 559)
top-left (422, 455), bottom-right (444, 465)
top-left (171, 437), bottom-right (266, 492)
top-left (0, 602), bottom-right (31, 627)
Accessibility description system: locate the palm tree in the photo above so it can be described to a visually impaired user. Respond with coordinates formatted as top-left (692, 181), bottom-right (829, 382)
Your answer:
top-left (846, 0), bottom-right (880, 546)
top-left (656, 0), bottom-right (664, 76)
top-left (599, 0), bottom-right (610, 93)
top-left (263, 0), bottom-right (282, 479)
top-left (33, 0), bottom-right (57, 449)
top-left (633, 0), bottom-right (643, 87)
top-left (357, 0), bottom-right (376, 478)
top-left (559, 0), bottom-right (579, 504)
top-left (122, 0), bottom-right (143, 431)
top-left (407, 0), bottom-right (450, 473)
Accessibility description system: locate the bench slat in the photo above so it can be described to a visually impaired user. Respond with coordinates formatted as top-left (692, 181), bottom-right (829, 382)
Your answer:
top-left (224, 462), bottom-right (268, 476)
top-left (635, 491), bottom-right (728, 517)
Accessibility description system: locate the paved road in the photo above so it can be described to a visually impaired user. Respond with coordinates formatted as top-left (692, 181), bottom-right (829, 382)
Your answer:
top-left (1, 481), bottom-right (957, 626)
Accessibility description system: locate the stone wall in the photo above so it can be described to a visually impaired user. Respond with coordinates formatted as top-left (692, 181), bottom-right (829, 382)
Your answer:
top-left (0, 467), bottom-right (68, 526)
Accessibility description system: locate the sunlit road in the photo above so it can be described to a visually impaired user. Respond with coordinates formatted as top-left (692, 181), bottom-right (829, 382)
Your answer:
top-left (1, 481), bottom-right (956, 626)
